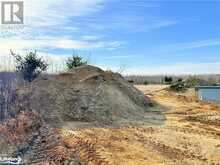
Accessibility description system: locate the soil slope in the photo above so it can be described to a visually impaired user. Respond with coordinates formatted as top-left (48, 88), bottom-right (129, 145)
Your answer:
top-left (9, 65), bottom-right (152, 126)
top-left (63, 86), bottom-right (219, 165)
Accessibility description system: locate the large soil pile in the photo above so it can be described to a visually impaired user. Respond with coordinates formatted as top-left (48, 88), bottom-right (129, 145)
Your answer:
top-left (9, 65), bottom-right (153, 126)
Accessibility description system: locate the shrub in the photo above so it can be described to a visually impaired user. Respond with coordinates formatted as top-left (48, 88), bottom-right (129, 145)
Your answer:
top-left (11, 50), bottom-right (48, 82)
top-left (66, 55), bottom-right (87, 69)
top-left (164, 76), bottom-right (173, 84)
top-left (185, 76), bottom-right (211, 88)
top-left (170, 79), bottom-right (187, 92)
top-left (128, 80), bottom-right (134, 83)
top-left (144, 81), bottom-right (148, 85)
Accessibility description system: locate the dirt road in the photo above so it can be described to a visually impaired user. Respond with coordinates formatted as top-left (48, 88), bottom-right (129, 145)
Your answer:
top-left (61, 85), bottom-right (220, 165)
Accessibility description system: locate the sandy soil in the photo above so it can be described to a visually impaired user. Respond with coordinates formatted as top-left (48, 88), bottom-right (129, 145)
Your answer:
top-left (61, 85), bottom-right (220, 165)
top-left (134, 84), bottom-right (169, 95)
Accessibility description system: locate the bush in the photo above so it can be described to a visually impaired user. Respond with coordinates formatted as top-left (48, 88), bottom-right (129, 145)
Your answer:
top-left (170, 79), bottom-right (187, 92)
top-left (11, 50), bottom-right (48, 82)
top-left (128, 80), bottom-right (134, 83)
top-left (164, 76), bottom-right (173, 84)
top-left (185, 76), bottom-right (211, 88)
top-left (66, 55), bottom-right (87, 69)
top-left (144, 81), bottom-right (148, 85)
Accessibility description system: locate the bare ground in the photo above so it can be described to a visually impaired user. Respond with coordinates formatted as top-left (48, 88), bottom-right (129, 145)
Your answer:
top-left (60, 85), bottom-right (220, 165)
top-left (2, 84), bottom-right (220, 164)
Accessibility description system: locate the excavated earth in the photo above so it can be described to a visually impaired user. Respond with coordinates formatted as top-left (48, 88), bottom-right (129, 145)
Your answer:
top-left (8, 65), bottom-right (156, 126)
top-left (0, 66), bottom-right (164, 164)
top-left (1, 74), bottom-right (220, 164)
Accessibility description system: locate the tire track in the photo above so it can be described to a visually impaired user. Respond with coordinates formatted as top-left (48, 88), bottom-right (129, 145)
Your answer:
top-left (145, 138), bottom-right (207, 161)
top-left (62, 130), bottom-right (111, 165)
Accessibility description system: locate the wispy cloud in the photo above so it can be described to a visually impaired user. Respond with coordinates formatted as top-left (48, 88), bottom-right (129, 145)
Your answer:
top-left (172, 39), bottom-right (220, 50)
top-left (1, 0), bottom-right (208, 75)
top-left (81, 15), bottom-right (178, 33)
top-left (102, 55), bottom-right (133, 59)
top-left (0, 0), bottom-right (177, 53)
top-left (153, 39), bottom-right (220, 55)
top-left (0, 36), bottom-right (123, 54)
top-left (81, 35), bottom-right (102, 41)
top-left (136, 20), bottom-right (178, 32)
top-left (25, 0), bottom-right (105, 28)
top-left (124, 62), bottom-right (220, 75)
top-left (149, 20), bottom-right (178, 29)
top-left (0, 0), bottom-right (123, 56)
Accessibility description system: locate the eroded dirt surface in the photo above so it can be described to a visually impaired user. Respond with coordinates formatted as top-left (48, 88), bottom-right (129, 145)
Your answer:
top-left (60, 85), bottom-right (220, 165)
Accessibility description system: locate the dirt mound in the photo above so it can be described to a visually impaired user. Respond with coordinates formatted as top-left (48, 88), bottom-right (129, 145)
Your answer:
top-left (9, 65), bottom-right (153, 126)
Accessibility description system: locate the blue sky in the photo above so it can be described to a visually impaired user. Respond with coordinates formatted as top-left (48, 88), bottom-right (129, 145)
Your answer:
top-left (1, 0), bottom-right (220, 75)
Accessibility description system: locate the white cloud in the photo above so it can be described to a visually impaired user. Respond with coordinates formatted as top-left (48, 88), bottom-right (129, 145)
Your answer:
top-left (171, 39), bottom-right (220, 50)
top-left (102, 55), bottom-right (133, 59)
top-left (123, 62), bottom-right (220, 75)
top-left (1, 0), bottom-right (102, 28)
top-left (24, 0), bottom-right (105, 28)
top-left (0, 0), bottom-right (124, 62)
top-left (83, 16), bottom-right (178, 32)
top-left (148, 20), bottom-right (178, 30)
top-left (152, 39), bottom-right (220, 55)
top-left (0, 36), bottom-right (122, 54)
top-left (81, 35), bottom-right (101, 41)
top-left (1, 0), bottom-right (213, 76)
top-left (0, 0), bottom-right (125, 72)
